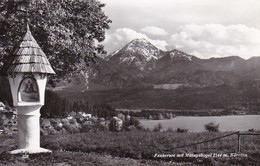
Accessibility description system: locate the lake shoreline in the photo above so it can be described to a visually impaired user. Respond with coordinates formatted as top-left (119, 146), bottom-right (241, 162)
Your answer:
top-left (140, 115), bottom-right (260, 132)
top-left (138, 113), bottom-right (260, 120)
top-left (117, 108), bottom-right (260, 120)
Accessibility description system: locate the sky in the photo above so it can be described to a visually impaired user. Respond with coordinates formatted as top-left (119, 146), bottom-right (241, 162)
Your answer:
top-left (99, 0), bottom-right (260, 59)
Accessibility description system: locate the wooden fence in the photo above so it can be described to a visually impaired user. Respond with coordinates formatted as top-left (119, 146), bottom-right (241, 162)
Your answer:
top-left (237, 131), bottom-right (260, 152)
top-left (169, 131), bottom-right (260, 153)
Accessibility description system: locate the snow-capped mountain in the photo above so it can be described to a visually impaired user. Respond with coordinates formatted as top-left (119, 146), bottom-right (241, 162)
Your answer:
top-left (108, 38), bottom-right (163, 71)
top-left (62, 38), bottom-right (260, 90)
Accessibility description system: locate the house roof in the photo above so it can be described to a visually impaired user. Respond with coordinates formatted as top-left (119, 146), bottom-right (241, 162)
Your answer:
top-left (1, 24), bottom-right (55, 75)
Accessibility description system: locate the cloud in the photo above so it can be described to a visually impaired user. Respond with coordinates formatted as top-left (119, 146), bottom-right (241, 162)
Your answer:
top-left (100, 0), bottom-right (260, 59)
top-left (170, 24), bottom-right (260, 59)
top-left (102, 24), bottom-right (260, 60)
top-left (141, 26), bottom-right (168, 36)
top-left (103, 28), bottom-right (168, 53)
top-left (114, 28), bottom-right (147, 42)
top-left (101, 0), bottom-right (260, 32)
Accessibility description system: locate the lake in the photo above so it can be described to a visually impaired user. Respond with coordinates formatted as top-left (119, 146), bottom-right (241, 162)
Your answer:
top-left (140, 115), bottom-right (260, 132)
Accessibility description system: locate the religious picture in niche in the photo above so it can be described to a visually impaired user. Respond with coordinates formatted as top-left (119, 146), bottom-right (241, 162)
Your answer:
top-left (18, 77), bottom-right (39, 102)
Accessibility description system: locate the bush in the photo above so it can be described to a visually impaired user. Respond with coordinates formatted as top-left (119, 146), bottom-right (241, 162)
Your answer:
top-left (153, 123), bottom-right (163, 132)
top-left (176, 127), bottom-right (188, 133)
top-left (166, 127), bottom-right (174, 132)
top-left (81, 123), bottom-right (94, 133)
top-left (125, 125), bottom-right (138, 131)
top-left (63, 123), bottom-right (80, 133)
top-left (123, 117), bottom-right (144, 131)
top-left (92, 120), bottom-right (109, 132)
top-left (204, 122), bottom-right (219, 132)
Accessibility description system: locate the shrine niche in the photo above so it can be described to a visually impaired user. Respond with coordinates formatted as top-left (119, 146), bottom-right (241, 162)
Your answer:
top-left (18, 77), bottom-right (39, 102)
top-left (0, 8), bottom-right (55, 153)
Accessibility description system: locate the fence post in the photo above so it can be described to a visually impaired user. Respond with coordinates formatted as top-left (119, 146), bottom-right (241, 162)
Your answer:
top-left (237, 132), bottom-right (241, 153)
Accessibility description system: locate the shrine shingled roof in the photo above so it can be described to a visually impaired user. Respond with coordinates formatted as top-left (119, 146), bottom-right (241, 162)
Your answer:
top-left (2, 24), bottom-right (55, 74)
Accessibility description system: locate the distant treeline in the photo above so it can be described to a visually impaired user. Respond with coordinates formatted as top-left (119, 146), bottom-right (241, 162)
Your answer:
top-left (56, 83), bottom-right (260, 115)
top-left (122, 110), bottom-right (175, 120)
top-left (118, 84), bottom-right (260, 115)
top-left (41, 90), bottom-right (118, 118)
top-left (0, 77), bottom-right (117, 118)
top-left (117, 108), bottom-right (254, 118)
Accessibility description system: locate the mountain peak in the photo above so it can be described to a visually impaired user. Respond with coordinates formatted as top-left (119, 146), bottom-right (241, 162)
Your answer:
top-left (131, 38), bottom-right (149, 42)
top-left (123, 38), bottom-right (160, 55)
top-left (164, 49), bottom-right (192, 61)
top-left (108, 38), bottom-right (163, 68)
top-left (103, 38), bottom-right (154, 61)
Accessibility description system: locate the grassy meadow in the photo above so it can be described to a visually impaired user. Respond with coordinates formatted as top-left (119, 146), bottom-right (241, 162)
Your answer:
top-left (1, 131), bottom-right (260, 165)
top-left (41, 131), bottom-right (260, 157)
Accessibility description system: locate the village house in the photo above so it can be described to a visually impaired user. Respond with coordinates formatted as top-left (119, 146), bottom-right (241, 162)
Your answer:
top-left (78, 111), bottom-right (92, 119)
top-left (109, 117), bottom-right (123, 131)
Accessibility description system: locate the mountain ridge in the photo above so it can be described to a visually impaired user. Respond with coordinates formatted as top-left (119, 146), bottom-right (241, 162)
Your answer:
top-left (62, 38), bottom-right (260, 90)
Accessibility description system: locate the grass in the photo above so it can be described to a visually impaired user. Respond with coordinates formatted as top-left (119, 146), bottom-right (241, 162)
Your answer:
top-left (41, 131), bottom-right (260, 157)
top-left (0, 150), bottom-right (177, 166)
top-left (1, 131), bottom-right (260, 165)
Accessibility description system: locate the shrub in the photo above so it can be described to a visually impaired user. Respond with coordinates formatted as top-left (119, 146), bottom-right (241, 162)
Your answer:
top-left (92, 120), bottom-right (109, 132)
top-left (123, 117), bottom-right (145, 131)
top-left (166, 127), bottom-right (174, 132)
top-left (125, 125), bottom-right (138, 131)
top-left (81, 123), bottom-right (94, 133)
top-left (176, 127), bottom-right (188, 133)
top-left (153, 123), bottom-right (163, 132)
top-left (204, 122), bottom-right (219, 132)
top-left (63, 123), bottom-right (80, 133)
